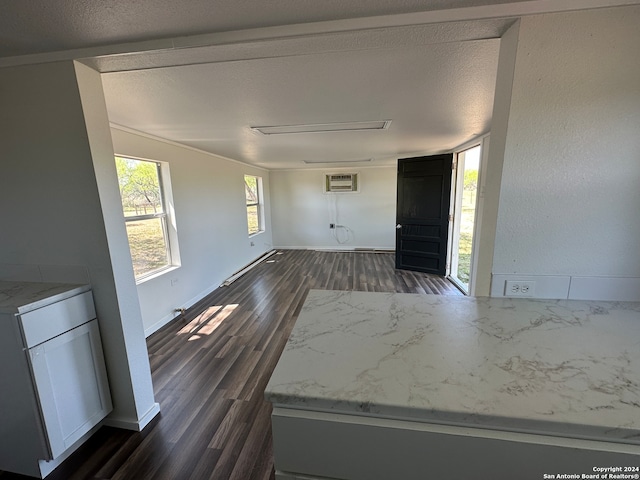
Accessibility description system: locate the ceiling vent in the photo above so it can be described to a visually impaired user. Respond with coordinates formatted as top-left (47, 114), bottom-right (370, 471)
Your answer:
top-left (324, 173), bottom-right (359, 193)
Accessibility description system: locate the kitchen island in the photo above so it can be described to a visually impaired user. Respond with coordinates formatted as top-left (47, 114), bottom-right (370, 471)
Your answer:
top-left (265, 290), bottom-right (640, 480)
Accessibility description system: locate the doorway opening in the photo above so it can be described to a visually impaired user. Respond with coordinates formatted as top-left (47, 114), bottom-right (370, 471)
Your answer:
top-left (448, 144), bottom-right (481, 294)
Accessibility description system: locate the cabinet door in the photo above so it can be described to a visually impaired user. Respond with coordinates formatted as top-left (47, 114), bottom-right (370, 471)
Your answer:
top-left (29, 320), bottom-right (112, 459)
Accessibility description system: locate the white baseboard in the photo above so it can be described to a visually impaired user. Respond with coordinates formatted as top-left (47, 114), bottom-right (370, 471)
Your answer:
top-left (143, 280), bottom-right (222, 337)
top-left (143, 250), bottom-right (279, 337)
top-left (137, 402), bottom-right (161, 430)
top-left (569, 276), bottom-right (640, 301)
top-left (275, 246), bottom-right (394, 252)
top-left (104, 402), bottom-right (160, 431)
top-left (491, 274), bottom-right (640, 301)
top-left (143, 314), bottom-right (176, 338)
top-left (221, 250), bottom-right (277, 286)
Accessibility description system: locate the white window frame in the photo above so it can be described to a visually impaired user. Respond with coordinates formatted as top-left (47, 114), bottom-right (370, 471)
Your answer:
top-left (115, 155), bottom-right (180, 283)
top-left (245, 174), bottom-right (264, 237)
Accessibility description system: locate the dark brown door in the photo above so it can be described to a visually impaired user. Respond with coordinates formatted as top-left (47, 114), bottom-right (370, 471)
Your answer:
top-left (396, 154), bottom-right (453, 275)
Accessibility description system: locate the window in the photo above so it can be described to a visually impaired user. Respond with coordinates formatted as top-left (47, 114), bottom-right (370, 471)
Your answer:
top-left (115, 156), bottom-right (177, 280)
top-left (245, 175), bottom-right (263, 236)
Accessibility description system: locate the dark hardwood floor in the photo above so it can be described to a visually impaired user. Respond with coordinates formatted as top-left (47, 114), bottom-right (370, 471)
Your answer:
top-left (1, 250), bottom-right (461, 480)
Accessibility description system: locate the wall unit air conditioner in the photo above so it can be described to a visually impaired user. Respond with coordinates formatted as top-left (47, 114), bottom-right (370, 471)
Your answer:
top-left (324, 173), bottom-right (359, 193)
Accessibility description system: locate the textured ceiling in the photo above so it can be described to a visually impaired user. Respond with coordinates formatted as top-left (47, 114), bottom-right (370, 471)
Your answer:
top-left (3, 0), bottom-right (635, 170)
top-left (103, 39), bottom-right (500, 169)
top-left (0, 0), bottom-right (530, 58)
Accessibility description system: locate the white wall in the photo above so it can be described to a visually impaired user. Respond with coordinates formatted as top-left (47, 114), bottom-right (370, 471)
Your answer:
top-left (0, 61), bottom-right (158, 430)
top-left (110, 127), bottom-right (273, 334)
top-left (490, 5), bottom-right (640, 300)
top-left (473, 21), bottom-right (519, 297)
top-left (270, 167), bottom-right (396, 250)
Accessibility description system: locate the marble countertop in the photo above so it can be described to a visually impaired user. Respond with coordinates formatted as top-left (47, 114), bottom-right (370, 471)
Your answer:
top-left (0, 281), bottom-right (90, 314)
top-left (265, 290), bottom-right (640, 444)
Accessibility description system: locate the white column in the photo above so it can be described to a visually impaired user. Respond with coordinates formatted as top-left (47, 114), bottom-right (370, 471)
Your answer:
top-left (0, 60), bottom-right (159, 430)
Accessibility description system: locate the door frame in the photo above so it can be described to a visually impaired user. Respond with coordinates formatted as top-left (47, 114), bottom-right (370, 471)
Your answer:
top-left (446, 134), bottom-right (490, 295)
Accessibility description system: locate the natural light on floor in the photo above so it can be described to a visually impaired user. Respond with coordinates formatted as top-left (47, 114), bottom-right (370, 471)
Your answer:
top-left (177, 304), bottom-right (239, 341)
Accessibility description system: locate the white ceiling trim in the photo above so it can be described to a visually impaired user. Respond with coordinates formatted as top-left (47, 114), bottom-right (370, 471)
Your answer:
top-left (453, 132), bottom-right (491, 153)
top-left (87, 19), bottom-right (511, 73)
top-left (1, 0), bottom-right (638, 69)
top-left (110, 123), bottom-right (271, 172)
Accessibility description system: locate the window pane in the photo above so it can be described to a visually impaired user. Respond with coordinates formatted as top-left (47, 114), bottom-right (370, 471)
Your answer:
top-left (245, 175), bottom-right (258, 205)
top-left (125, 217), bottom-right (170, 277)
top-left (115, 156), bottom-right (164, 217)
top-left (247, 205), bottom-right (260, 235)
top-left (245, 174), bottom-right (263, 235)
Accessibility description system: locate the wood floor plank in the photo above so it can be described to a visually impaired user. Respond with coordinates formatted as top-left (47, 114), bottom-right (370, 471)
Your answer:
top-left (107, 434), bottom-right (173, 480)
top-left (0, 250), bottom-right (460, 480)
top-left (248, 428), bottom-right (276, 480)
top-left (147, 396), bottom-right (233, 480)
top-left (227, 401), bottom-right (273, 480)
top-left (186, 449), bottom-right (223, 480)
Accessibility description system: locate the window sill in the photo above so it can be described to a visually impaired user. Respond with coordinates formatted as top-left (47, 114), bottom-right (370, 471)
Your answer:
top-left (248, 230), bottom-right (265, 239)
top-left (135, 265), bottom-right (180, 286)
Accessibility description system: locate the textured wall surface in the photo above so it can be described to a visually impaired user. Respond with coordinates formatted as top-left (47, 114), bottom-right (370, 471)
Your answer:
top-left (0, 61), bottom-right (158, 429)
top-left (493, 6), bottom-right (640, 278)
top-left (111, 127), bottom-right (273, 335)
top-left (270, 167), bottom-right (396, 250)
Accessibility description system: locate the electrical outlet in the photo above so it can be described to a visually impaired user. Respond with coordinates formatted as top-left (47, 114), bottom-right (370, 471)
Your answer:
top-left (505, 280), bottom-right (536, 297)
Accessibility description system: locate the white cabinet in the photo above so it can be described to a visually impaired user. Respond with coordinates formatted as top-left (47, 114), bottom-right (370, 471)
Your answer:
top-left (29, 318), bottom-right (111, 460)
top-left (0, 282), bottom-right (112, 478)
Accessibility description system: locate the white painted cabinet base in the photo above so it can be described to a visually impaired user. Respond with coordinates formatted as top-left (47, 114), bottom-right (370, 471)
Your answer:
top-left (29, 319), bottom-right (112, 460)
top-left (272, 408), bottom-right (640, 480)
top-left (36, 422), bottom-right (104, 479)
top-left (0, 286), bottom-right (112, 478)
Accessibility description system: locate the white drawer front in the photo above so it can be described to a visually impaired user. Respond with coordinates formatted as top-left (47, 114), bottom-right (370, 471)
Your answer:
top-left (19, 292), bottom-right (96, 348)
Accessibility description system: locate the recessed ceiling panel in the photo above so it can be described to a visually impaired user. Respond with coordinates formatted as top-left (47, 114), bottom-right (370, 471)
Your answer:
top-left (251, 121), bottom-right (391, 135)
